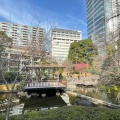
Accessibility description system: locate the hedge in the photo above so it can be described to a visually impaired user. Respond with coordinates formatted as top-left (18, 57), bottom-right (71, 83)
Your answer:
top-left (1, 106), bottom-right (120, 120)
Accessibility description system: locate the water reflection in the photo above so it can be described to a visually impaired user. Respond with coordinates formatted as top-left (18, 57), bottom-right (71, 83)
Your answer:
top-left (75, 100), bottom-right (96, 107)
top-left (22, 96), bottom-right (66, 113)
top-left (76, 85), bottom-right (120, 105)
top-left (0, 93), bottom-right (17, 101)
top-left (0, 93), bottom-right (67, 116)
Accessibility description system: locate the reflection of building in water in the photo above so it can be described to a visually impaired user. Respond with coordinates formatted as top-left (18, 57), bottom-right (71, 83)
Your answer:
top-left (9, 103), bottom-right (24, 116)
top-left (0, 98), bottom-right (24, 116)
top-left (0, 95), bottom-right (67, 116)
top-left (23, 96), bottom-right (66, 113)
top-left (0, 93), bottom-right (17, 100)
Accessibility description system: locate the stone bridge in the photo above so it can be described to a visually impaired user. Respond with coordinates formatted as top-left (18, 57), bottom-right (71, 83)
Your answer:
top-left (66, 76), bottom-right (99, 90)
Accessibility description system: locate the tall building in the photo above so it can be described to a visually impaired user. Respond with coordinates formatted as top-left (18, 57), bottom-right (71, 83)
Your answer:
top-left (86, 0), bottom-right (106, 43)
top-left (51, 28), bottom-right (82, 63)
top-left (0, 22), bottom-right (47, 71)
top-left (86, 0), bottom-right (120, 51)
top-left (0, 22), bottom-right (46, 50)
top-left (105, 0), bottom-right (120, 42)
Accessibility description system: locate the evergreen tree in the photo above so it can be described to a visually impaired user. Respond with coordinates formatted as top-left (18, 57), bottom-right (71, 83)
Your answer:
top-left (68, 39), bottom-right (98, 64)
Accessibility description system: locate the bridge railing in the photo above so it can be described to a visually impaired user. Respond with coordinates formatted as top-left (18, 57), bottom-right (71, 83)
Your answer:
top-left (25, 82), bottom-right (66, 88)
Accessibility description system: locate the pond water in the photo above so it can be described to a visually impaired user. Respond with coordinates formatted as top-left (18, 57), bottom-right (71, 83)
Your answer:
top-left (76, 85), bottom-right (120, 105)
top-left (1, 85), bottom-right (119, 116)
top-left (0, 93), bottom-right (67, 116)
top-left (22, 96), bottom-right (67, 112)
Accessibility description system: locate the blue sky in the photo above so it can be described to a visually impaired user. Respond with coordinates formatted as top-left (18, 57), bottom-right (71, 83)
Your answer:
top-left (0, 0), bottom-right (87, 39)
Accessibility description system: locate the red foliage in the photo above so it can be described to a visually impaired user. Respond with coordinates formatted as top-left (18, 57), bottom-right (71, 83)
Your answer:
top-left (75, 63), bottom-right (89, 71)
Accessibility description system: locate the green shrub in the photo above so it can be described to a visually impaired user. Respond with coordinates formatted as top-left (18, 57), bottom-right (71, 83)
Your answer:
top-left (100, 85), bottom-right (104, 91)
top-left (113, 85), bottom-right (118, 92)
top-left (107, 87), bottom-right (111, 93)
top-left (0, 115), bottom-right (5, 120)
top-left (0, 106), bottom-right (119, 120)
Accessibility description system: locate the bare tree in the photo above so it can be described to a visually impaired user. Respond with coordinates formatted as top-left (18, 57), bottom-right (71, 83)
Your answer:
top-left (98, 0), bottom-right (120, 85)
top-left (0, 31), bottom-right (13, 90)
top-left (0, 7), bottom-right (59, 119)
top-left (62, 59), bottom-right (74, 77)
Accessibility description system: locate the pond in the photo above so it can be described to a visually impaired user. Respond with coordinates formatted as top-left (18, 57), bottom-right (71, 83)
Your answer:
top-left (75, 84), bottom-right (120, 105)
top-left (0, 93), bottom-right (67, 116)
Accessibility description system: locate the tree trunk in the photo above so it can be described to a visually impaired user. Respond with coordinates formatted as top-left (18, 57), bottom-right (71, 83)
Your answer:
top-left (6, 75), bottom-right (18, 120)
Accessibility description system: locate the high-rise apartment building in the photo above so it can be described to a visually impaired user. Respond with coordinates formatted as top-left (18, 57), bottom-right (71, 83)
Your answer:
top-left (0, 22), bottom-right (45, 50)
top-left (0, 22), bottom-right (47, 71)
top-left (51, 28), bottom-right (82, 63)
top-left (86, 0), bottom-right (120, 44)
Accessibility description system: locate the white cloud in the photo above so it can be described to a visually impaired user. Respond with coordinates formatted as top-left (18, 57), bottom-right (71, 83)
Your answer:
top-left (0, 0), bottom-right (87, 38)
top-left (0, 0), bottom-right (42, 26)
top-left (0, 0), bottom-right (60, 34)
top-left (78, 19), bottom-right (87, 26)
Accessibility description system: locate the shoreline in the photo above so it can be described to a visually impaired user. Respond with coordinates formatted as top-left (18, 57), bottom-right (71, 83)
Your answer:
top-left (0, 90), bottom-right (18, 93)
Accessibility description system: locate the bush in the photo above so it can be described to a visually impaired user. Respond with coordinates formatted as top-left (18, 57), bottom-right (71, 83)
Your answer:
top-left (114, 85), bottom-right (118, 92)
top-left (0, 106), bottom-right (119, 120)
top-left (3, 71), bottom-right (22, 83)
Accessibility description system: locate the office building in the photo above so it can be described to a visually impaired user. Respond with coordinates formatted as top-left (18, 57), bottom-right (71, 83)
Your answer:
top-left (51, 28), bottom-right (82, 63)
top-left (105, 0), bottom-right (120, 42)
top-left (86, 0), bottom-right (120, 44)
top-left (86, 0), bottom-right (106, 43)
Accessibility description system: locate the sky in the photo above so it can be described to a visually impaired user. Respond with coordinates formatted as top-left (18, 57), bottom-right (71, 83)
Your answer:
top-left (0, 0), bottom-right (87, 39)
